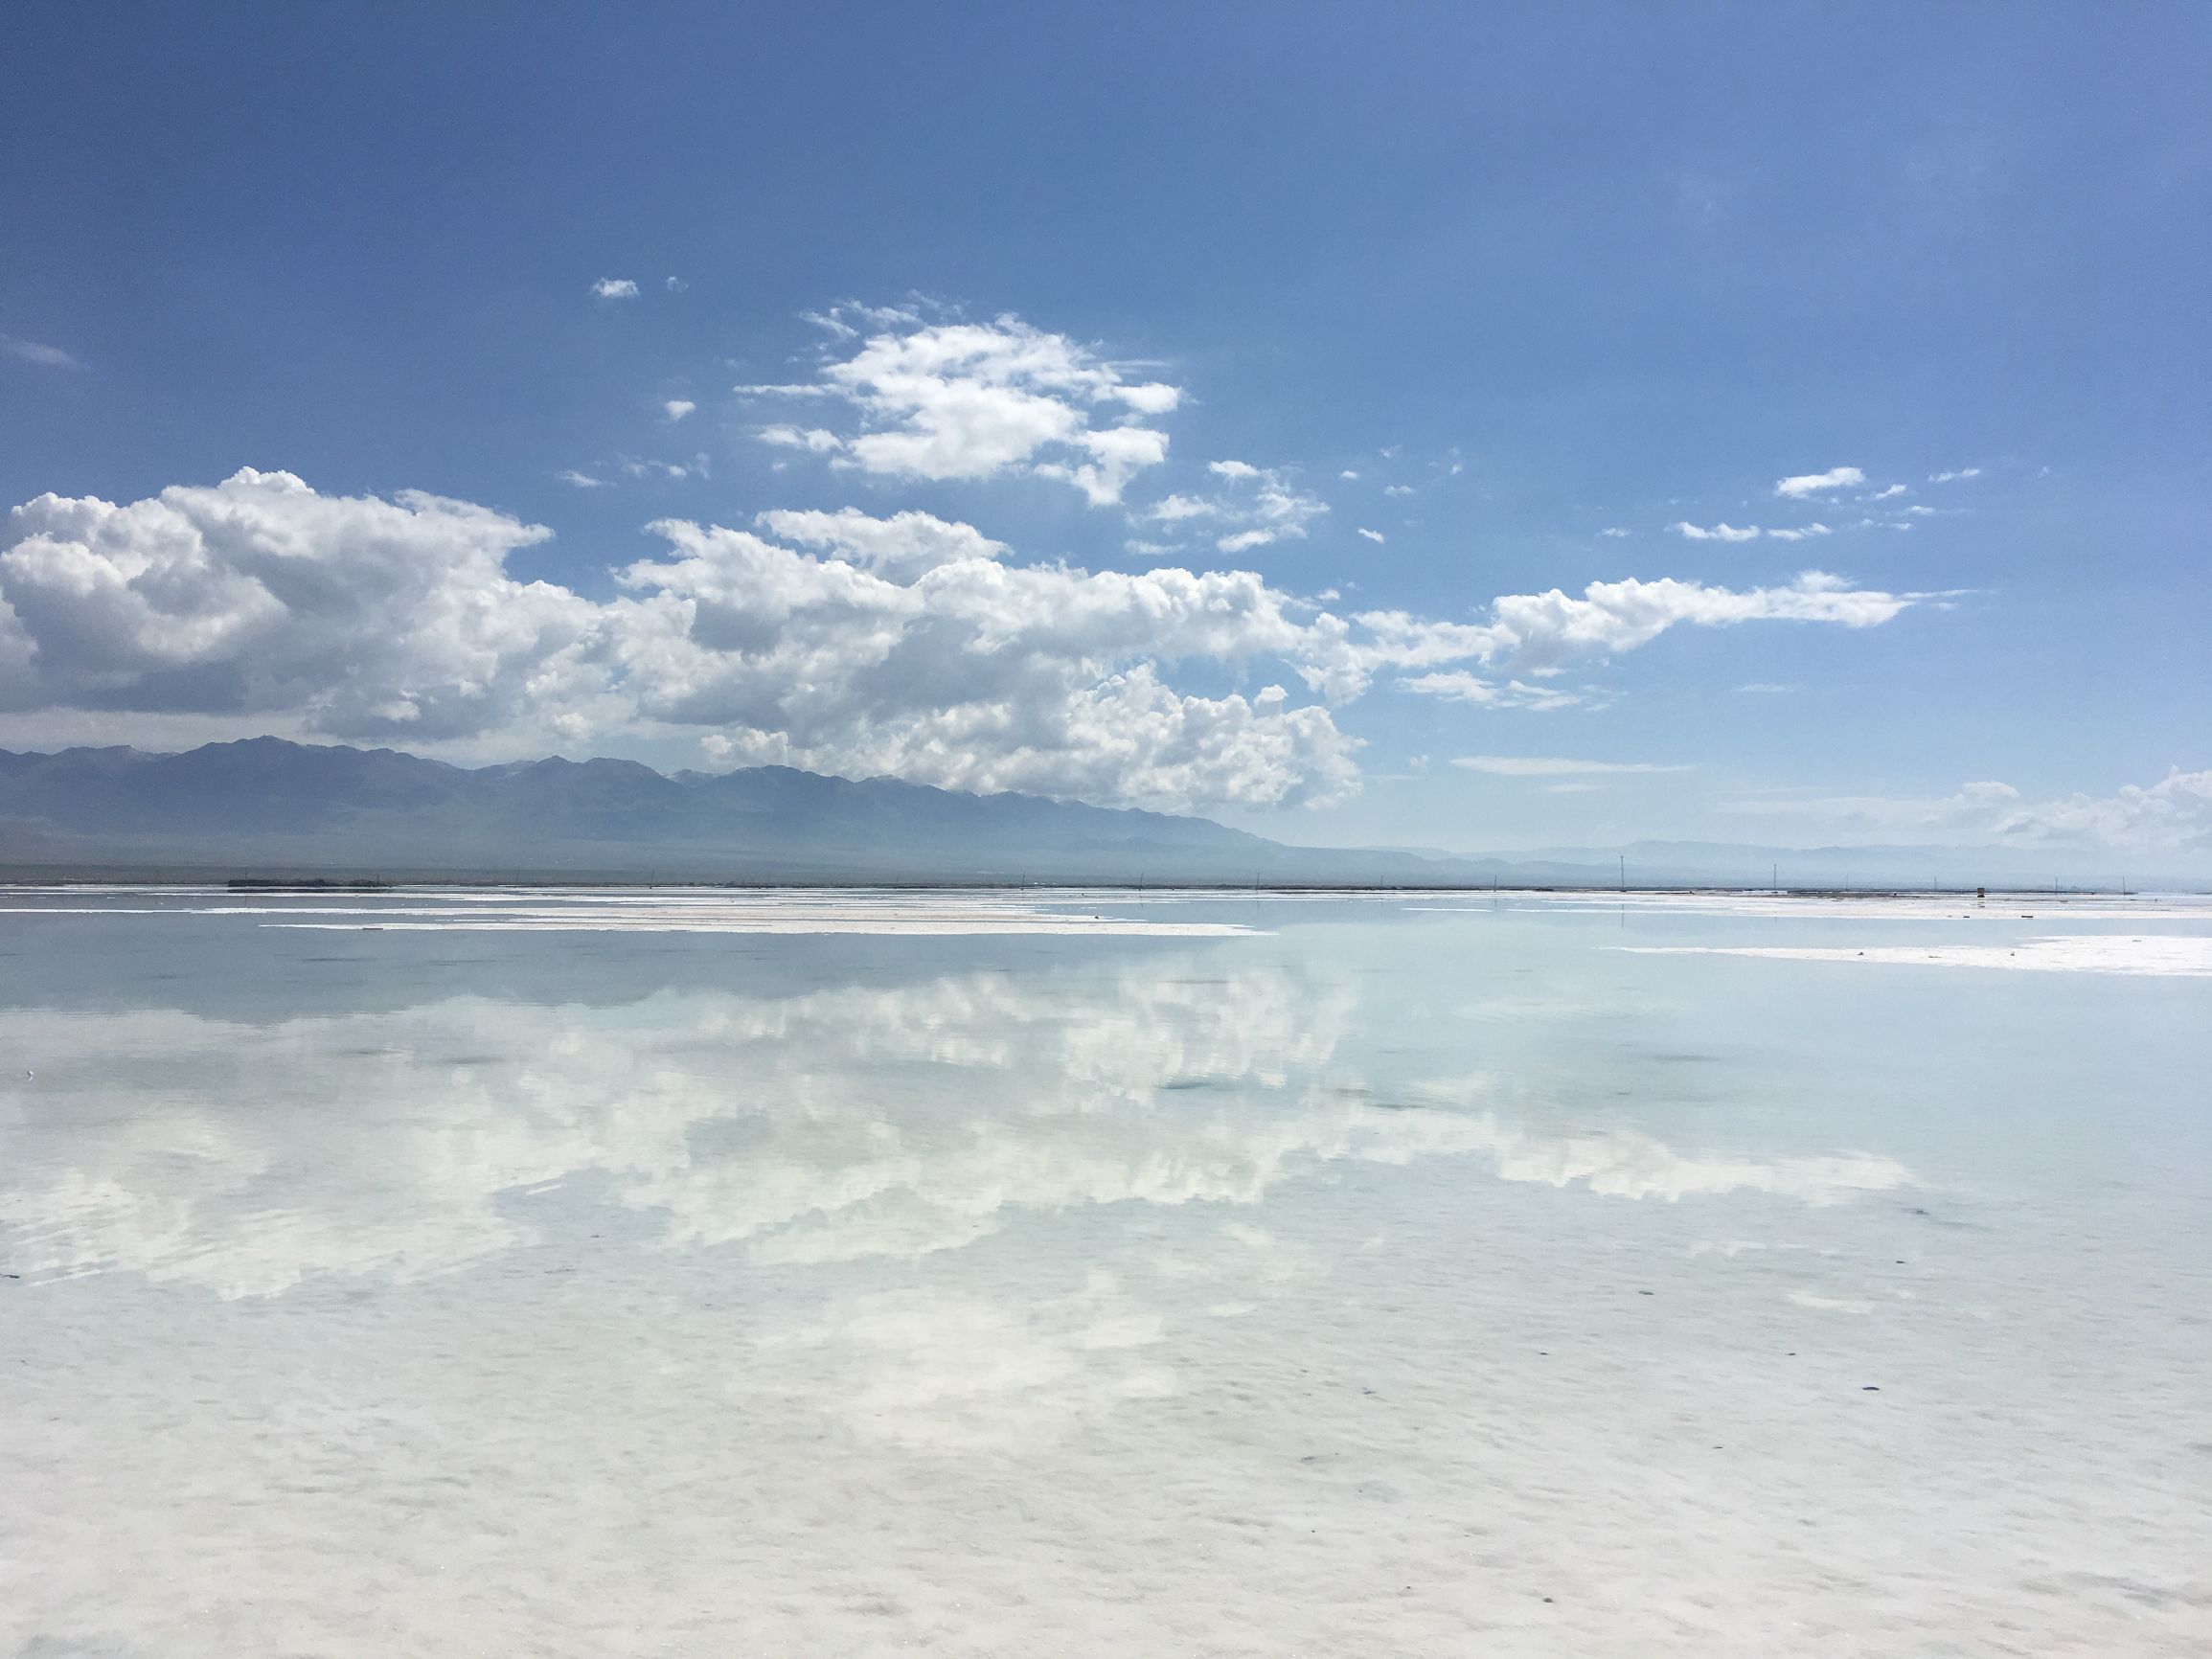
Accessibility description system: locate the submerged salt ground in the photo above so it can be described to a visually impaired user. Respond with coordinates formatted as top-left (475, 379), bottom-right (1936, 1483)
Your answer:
top-left (2, 889), bottom-right (2207, 1654)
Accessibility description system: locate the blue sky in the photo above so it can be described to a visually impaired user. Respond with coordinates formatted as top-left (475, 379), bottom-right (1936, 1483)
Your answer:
top-left (1, 3), bottom-right (2206, 860)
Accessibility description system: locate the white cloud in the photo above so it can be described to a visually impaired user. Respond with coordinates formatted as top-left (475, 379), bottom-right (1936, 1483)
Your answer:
top-left (1928, 466), bottom-right (1982, 484)
top-left (1338, 469), bottom-right (1359, 481)
top-left (1383, 485), bottom-right (1415, 497)
top-left (1143, 494), bottom-right (1216, 524)
top-left (1302, 570), bottom-right (1918, 701)
top-left (1113, 381), bottom-right (1181, 417)
top-left (591, 278), bottom-right (640, 300)
top-left (1729, 769), bottom-right (2212, 856)
top-left (665, 277), bottom-right (688, 292)
top-left (621, 457), bottom-right (707, 481)
top-left (1765, 523), bottom-right (1832, 542)
top-left (1142, 462), bottom-right (1326, 554)
top-left (1, 333), bottom-right (80, 369)
top-left (1904, 505), bottom-right (1936, 516)
top-left (1036, 424), bottom-right (1172, 508)
top-left (1774, 466), bottom-right (1865, 498)
top-left (0, 474), bottom-right (1921, 813)
top-left (1400, 674), bottom-right (1583, 712)
top-left (610, 518), bottom-right (1355, 808)
top-left (737, 310), bottom-right (1177, 505)
top-left (1672, 520), bottom-right (1761, 542)
top-left (663, 399), bottom-right (696, 422)
top-left (1992, 768), bottom-right (2212, 854)
top-left (557, 469), bottom-right (607, 489)
top-left (1451, 756), bottom-right (1689, 776)
top-left (0, 468), bottom-right (599, 743)
top-left (1870, 484), bottom-right (1908, 500)
top-left (759, 424), bottom-right (844, 453)
top-left (752, 507), bottom-right (1007, 578)
top-left (1357, 528), bottom-right (1384, 544)
top-left (1598, 527), bottom-right (1630, 538)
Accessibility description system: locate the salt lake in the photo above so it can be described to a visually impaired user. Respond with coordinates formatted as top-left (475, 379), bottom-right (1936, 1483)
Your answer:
top-left (3, 886), bottom-right (2207, 1655)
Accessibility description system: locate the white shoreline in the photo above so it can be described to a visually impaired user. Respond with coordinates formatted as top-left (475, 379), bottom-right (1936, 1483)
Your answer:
top-left (1616, 936), bottom-right (2212, 977)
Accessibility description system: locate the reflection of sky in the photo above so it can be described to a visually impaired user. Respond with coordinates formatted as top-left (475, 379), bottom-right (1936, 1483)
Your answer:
top-left (3, 893), bottom-right (2208, 1655)
top-left (1, 946), bottom-right (1913, 1298)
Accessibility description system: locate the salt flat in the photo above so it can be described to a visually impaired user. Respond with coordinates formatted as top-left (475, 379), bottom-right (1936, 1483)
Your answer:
top-left (2, 887), bottom-right (2207, 1655)
top-left (1620, 935), bottom-right (2212, 976)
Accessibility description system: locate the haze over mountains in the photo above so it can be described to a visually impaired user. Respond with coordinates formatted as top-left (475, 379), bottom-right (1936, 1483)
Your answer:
top-left (0, 739), bottom-right (2191, 889)
top-left (0, 739), bottom-right (1411, 884)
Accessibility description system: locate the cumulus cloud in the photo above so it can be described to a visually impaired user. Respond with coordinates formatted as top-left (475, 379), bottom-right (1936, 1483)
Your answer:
top-left (1765, 523), bottom-right (1832, 542)
top-left (1672, 521), bottom-right (1761, 542)
top-left (1598, 527), bottom-right (1630, 538)
top-left (0, 468), bottom-right (601, 743)
top-left (1383, 485), bottom-right (1415, 497)
top-left (752, 507), bottom-right (1007, 578)
top-left (1451, 756), bottom-right (1689, 776)
top-left (1036, 424), bottom-right (1171, 509)
top-left (1357, 528), bottom-right (1384, 544)
top-left (2, 333), bottom-right (80, 369)
top-left (759, 424), bottom-right (844, 453)
top-left (1774, 466), bottom-right (1865, 498)
top-left (737, 309), bottom-right (1178, 505)
top-left (0, 473), bottom-right (1921, 813)
top-left (611, 517), bottom-right (1357, 808)
top-left (591, 278), bottom-right (640, 300)
top-left (663, 399), bottom-right (696, 422)
top-left (1928, 466), bottom-right (1982, 484)
top-left (557, 469), bottom-right (608, 489)
top-left (1992, 768), bottom-right (2212, 853)
top-left (1870, 484), bottom-right (1908, 500)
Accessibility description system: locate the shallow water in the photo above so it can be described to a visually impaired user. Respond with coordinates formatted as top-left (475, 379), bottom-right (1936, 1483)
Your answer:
top-left (3, 888), bottom-right (2208, 1655)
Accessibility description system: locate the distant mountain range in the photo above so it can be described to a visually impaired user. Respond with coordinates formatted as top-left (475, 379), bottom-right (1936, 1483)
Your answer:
top-left (0, 739), bottom-right (2189, 889)
top-left (0, 738), bottom-right (1455, 883)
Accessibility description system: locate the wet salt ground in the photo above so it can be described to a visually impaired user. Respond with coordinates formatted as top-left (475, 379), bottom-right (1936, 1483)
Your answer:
top-left (1, 890), bottom-right (2208, 1656)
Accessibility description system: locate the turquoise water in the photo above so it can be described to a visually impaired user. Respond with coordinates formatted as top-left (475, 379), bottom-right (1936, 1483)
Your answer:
top-left (3, 889), bottom-right (2207, 1654)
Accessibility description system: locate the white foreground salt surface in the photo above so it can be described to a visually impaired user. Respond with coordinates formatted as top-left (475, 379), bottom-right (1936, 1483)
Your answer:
top-left (1620, 934), bottom-right (2212, 976)
top-left (0, 888), bottom-right (1257, 936)
top-left (1, 888), bottom-right (2207, 1655)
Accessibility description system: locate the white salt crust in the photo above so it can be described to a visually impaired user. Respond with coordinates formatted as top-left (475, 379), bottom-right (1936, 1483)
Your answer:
top-left (1617, 935), bottom-right (2212, 977)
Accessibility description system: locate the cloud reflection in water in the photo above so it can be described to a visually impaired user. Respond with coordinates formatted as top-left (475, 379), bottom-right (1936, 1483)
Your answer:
top-left (0, 952), bottom-right (1907, 1301)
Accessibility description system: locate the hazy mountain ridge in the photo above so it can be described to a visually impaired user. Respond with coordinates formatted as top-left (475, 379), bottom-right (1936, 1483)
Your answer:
top-left (0, 738), bottom-right (1425, 882)
top-left (0, 739), bottom-right (2191, 888)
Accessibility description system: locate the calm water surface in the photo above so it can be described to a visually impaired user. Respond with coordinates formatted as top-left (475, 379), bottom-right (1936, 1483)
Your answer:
top-left (3, 888), bottom-right (2207, 1655)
